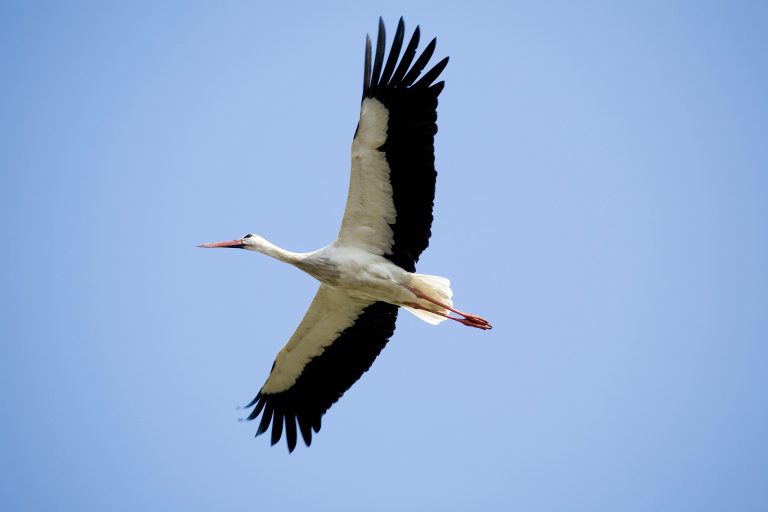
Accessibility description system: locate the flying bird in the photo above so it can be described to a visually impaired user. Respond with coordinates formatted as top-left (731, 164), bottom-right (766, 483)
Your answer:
top-left (200, 18), bottom-right (491, 452)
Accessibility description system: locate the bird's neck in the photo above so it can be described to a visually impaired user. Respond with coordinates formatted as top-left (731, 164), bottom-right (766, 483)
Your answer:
top-left (250, 237), bottom-right (306, 265)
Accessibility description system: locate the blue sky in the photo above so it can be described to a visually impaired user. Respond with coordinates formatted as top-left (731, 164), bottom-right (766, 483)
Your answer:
top-left (2, 1), bottom-right (767, 510)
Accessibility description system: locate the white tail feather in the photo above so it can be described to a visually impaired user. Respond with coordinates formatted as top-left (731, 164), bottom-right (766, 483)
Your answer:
top-left (402, 273), bottom-right (454, 325)
top-left (403, 305), bottom-right (446, 324)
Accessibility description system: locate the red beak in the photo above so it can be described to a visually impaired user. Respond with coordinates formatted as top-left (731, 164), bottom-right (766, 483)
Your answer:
top-left (197, 239), bottom-right (245, 249)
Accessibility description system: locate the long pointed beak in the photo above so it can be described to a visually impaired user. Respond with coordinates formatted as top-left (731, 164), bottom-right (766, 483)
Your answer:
top-left (198, 239), bottom-right (245, 249)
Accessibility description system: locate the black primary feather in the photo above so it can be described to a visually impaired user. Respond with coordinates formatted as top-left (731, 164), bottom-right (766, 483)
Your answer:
top-left (369, 18), bottom-right (387, 94)
top-left (379, 17), bottom-right (405, 87)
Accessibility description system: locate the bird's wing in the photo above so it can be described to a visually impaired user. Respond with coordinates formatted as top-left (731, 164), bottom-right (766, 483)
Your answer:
top-left (337, 18), bottom-right (449, 272)
top-left (244, 284), bottom-right (399, 452)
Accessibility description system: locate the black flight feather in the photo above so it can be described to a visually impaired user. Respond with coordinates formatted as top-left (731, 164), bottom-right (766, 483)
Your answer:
top-left (363, 35), bottom-right (372, 95)
top-left (284, 414), bottom-right (298, 453)
top-left (380, 17), bottom-right (405, 86)
top-left (255, 402), bottom-right (273, 436)
top-left (369, 18), bottom-right (386, 94)
top-left (401, 38), bottom-right (436, 87)
top-left (246, 397), bottom-right (265, 420)
top-left (298, 415), bottom-right (313, 447)
top-left (390, 26), bottom-right (420, 86)
top-left (270, 410), bottom-right (284, 446)
top-left (414, 56), bottom-right (449, 88)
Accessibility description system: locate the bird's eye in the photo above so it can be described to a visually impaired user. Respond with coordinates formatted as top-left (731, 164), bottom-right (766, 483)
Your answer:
top-left (242, 233), bottom-right (254, 239)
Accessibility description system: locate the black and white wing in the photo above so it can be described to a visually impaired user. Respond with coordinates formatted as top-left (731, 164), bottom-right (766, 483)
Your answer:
top-left (244, 18), bottom-right (446, 451)
top-left (337, 17), bottom-right (449, 272)
top-left (244, 285), bottom-right (398, 452)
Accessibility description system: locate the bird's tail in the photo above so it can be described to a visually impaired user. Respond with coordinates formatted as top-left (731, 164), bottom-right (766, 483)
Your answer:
top-left (402, 273), bottom-right (454, 325)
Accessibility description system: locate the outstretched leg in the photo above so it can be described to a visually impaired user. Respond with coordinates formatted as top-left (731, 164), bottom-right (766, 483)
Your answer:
top-left (401, 283), bottom-right (492, 330)
top-left (404, 302), bottom-right (492, 330)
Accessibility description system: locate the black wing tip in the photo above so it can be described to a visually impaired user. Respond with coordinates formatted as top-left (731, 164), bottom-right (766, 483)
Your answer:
top-left (270, 410), bottom-right (284, 446)
top-left (285, 415), bottom-right (298, 453)
top-left (298, 415), bottom-right (313, 447)
top-left (363, 18), bottom-right (447, 98)
top-left (379, 17), bottom-right (406, 87)
top-left (245, 394), bottom-right (317, 453)
top-left (414, 56), bottom-right (449, 89)
top-left (368, 17), bottom-right (387, 95)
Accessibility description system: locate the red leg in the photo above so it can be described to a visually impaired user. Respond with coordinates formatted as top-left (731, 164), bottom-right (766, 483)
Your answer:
top-left (401, 284), bottom-right (492, 328)
top-left (404, 302), bottom-right (492, 331)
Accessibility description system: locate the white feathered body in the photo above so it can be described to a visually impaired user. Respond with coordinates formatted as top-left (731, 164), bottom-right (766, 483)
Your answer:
top-left (298, 244), bottom-right (454, 324)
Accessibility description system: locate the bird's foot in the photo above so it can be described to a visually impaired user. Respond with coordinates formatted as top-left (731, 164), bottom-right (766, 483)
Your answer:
top-left (456, 314), bottom-right (493, 330)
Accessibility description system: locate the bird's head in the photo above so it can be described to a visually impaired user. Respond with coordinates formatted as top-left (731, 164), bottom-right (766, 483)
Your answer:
top-left (198, 233), bottom-right (263, 251)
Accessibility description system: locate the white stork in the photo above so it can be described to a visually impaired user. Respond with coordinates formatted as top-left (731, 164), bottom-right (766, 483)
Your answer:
top-left (200, 18), bottom-right (491, 452)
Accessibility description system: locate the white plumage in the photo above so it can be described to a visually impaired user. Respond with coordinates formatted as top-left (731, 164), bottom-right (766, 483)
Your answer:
top-left (200, 18), bottom-right (491, 452)
top-left (339, 98), bottom-right (396, 255)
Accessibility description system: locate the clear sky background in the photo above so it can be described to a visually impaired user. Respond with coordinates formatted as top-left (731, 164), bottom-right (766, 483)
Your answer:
top-left (2, 1), bottom-right (767, 511)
